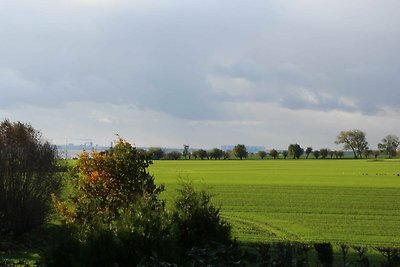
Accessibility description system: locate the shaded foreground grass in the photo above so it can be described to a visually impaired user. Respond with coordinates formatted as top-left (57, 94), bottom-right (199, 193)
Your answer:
top-left (150, 159), bottom-right (400, 246)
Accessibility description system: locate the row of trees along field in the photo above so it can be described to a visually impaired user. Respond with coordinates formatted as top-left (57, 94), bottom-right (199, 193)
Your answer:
top-left (145, 130), bottom-right (400, 160)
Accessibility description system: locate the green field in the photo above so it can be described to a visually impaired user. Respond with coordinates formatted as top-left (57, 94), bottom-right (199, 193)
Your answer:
top-left (150, 159), bottom-right (400, 246)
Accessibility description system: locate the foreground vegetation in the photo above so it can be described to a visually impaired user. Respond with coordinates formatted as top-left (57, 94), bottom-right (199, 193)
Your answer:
top-left (1, 119), bottom-right (400, 266)
top-left (1, 130), bottom-right (237, 266)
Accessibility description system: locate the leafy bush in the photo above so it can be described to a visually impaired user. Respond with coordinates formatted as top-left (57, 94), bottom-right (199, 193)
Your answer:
top-left (185, 242), bottom-right (243, 266)
top-left (274, 241), bottom-right (295, 266)
top-left (44, 217), bottom-right (176, 267)
top-left (256, 243), bottom-right (272, 266)
top-left (42, 226), bottom-right (83, 267)
top-left (0, 120), bottom-right (61, 235)
top-left (49, 138), bottom-right (174, 265)
top-left (376, 247), bottom-right (400, 267)
top-left (52, 137), bottom-right (164, 231)
top-left (314, 243), bottom-right (333, 267)
top-left (352, 245), bottom-right (369, 267)
top-left (172, 181), bottom-right (232, 252)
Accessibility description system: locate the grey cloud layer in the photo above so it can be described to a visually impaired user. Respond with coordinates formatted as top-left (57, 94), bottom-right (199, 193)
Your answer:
top-left (1, 0), bottom-right (400, 120)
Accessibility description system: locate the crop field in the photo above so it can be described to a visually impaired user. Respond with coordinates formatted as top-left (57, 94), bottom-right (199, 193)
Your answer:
top-left (150, 159), bottom-right (400, 246)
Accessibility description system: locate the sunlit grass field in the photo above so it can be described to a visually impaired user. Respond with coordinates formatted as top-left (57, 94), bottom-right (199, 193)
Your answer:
top-left (150, 159), bottom-right (400, 246)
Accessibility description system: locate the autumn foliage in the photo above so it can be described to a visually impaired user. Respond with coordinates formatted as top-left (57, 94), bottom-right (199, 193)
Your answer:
top-left (49, 138), bottom-right (234, 266)
top-left (52, 138), bottom-right (164, 231)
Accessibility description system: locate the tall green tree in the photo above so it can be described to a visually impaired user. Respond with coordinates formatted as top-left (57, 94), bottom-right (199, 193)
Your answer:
top-left (182, 144), bottom-right (190, 159)
top-left (288, 144), bottom-right (304, 159)
top-left (233, 144), bottom-right (248, 160)
top-left (196, 149), bottom-right (208, 160)
top-left (209, 148), bottom-right (224, 160)
top-left (378, 134), bottom-right (399, 158)
top-left (320, 148), bottom-right (329, 159)
top-left (269, 149), bottom-right (278, 159)
top-left (335, 130), bottom-right (369, 159)
top-left (305, 147), bottom-right (313, 159)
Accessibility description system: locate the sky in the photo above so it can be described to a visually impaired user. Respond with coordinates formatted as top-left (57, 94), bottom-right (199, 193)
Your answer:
top-left (1, 0), bottom-right (399, 149)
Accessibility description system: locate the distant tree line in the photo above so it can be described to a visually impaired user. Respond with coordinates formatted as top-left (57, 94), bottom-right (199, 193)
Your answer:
top-left (144, 130), bottom-right (400, 160)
